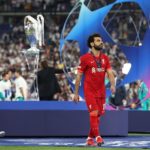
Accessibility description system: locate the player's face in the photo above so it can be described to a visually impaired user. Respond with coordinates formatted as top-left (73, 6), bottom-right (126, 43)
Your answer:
top-left (4, 74), bottom-right (9, 81)
top-left (93, 37), bottom-right (103, 51)
top-left (15, 72), bottom-right (19, 78)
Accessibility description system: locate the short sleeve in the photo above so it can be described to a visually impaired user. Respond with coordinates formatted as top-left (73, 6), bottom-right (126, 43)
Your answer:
top-left (77, 56), bottom-right (87, 73)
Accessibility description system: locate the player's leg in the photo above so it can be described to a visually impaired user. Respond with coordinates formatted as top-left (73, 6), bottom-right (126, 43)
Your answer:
top-left (95, 97), bottom-right (105, 146)
top-left (85, 96), bottom-right (105, 146)
top-left (87, 109), bottom-right (104, 146)
top-left (85, 97), bottom-right (98, 146)
top-left (89, 110), bottom-right (100, 137)
top-left (86, 110), bottom-right (99, 146)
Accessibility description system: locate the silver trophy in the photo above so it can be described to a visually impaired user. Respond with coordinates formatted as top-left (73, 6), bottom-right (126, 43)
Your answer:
top-left (23, 14), bottom-right (44, 100)
top-left (23, 14), bottom-right (44, 56)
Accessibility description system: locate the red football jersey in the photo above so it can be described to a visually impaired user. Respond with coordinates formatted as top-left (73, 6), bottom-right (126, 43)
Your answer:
top-left (78, 52), bottom-right (111, 99)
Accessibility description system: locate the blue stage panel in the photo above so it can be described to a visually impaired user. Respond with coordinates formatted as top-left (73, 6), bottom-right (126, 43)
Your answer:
top-left (128, 110), bottom-right (150, 132)
top-left (0, 101), bottom-right (87, 110)
top-left (0, 101), bottom-right (128, 136)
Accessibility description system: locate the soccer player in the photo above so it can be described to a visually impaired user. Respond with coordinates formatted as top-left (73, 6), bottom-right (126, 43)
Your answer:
top-left (14, 68), bottom-right (28, 101)
top-left (0, 70), bottom-right (12, 101)
top-left (73, 33), bottom-right (115, 146)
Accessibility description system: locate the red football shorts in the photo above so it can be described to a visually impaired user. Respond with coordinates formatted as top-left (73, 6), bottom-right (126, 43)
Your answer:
top-left (85, 96), bottom-right (105, 115)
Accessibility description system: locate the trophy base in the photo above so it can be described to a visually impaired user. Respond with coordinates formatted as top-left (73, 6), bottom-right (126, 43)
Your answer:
top-left (22, 47), bottom-right (40, 56)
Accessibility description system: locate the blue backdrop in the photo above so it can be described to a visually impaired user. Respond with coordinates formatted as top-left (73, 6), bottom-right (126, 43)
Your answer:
top-left (60, 0), bottom-right (150, 99)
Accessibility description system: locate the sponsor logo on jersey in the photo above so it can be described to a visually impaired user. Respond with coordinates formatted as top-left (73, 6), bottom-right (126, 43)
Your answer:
top-left (92, 67), bottom-right (104, 73)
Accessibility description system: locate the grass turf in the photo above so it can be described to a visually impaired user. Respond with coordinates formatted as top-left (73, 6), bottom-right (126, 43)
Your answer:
top-left (0, 147), bottom-right (148, 150)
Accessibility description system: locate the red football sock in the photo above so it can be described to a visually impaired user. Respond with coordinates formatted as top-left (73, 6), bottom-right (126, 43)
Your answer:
top-left (97, 116), bottom-right (101, 136)
top-left (88, 127), bottom-right (94, 138)
top-left (88, 115), bottom-right (100, 137)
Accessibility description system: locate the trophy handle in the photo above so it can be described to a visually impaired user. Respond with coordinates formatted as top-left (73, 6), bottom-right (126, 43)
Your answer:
top-left (37, 14), bottom-right (45, 47)
top-left (24, 15), bottom-right (38, 44)
top-left (24, 15), bottom-right (38, 26)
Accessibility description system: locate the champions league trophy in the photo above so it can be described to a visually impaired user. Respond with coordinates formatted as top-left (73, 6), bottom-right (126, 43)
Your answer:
top-left (23, 14), bottom-right (44, 55)
top-left (23, 14), bottom-right (44, 100)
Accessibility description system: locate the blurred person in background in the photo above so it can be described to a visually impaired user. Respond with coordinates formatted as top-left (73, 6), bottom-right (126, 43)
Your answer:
top-left (0, 70), bottom-right (12, 101)
top-left (8, 68), bottom-right (16, 100)
top-left (106, 69), bottom-right (126, 109)
top-left (109, 85), bottom-right (126, 109)
top-left (137, 80), bottom-right (150, 110)
top-left (14, 68), bottom-right (28, 101)
top-left (126, 82), bottom-right (139, 109)
top-left (31, 60), bottom-right (63, 101)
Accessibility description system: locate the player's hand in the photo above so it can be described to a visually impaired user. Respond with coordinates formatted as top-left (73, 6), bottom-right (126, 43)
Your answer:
top-left (110, 85), bottom-right (116, 95)
top-left (73, 94), bottom-right (80, 103)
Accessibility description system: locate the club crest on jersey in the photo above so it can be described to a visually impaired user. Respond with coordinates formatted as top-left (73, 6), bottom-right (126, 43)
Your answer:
top-left (101, 59), bottom-right (105, 64)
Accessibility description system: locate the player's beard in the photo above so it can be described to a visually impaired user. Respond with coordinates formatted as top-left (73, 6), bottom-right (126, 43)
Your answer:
top-left (94, 43), bottom-right (103, 51)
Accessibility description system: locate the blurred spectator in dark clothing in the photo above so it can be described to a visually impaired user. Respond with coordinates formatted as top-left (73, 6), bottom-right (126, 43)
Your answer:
top-left (31, 60), bottom-right (63, 101)
top-left (109, 85), bottom-right (126, 107)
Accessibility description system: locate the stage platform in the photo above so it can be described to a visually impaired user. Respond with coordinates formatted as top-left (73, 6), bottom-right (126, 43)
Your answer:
top-left (0, 101), bottom-right (149, 137)
top-left (0, 101), bottom-right (127, 136)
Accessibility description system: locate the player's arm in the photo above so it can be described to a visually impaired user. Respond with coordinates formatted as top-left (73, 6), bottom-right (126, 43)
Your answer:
top-left (74, 72), bottom-right (83, 102)
top-left (106, 69), bottom-right (115, 94)
top-left (73, 56), bottom-right (86, 102)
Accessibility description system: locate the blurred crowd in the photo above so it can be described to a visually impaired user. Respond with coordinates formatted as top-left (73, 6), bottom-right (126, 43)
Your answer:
top-left (0, 0), bottom-right (77, 12)
top-left (0, 15), bottom-right (74, 101)
top-left (103, 2), bottom-right (147, 46)
top-left (0, 0), bottom-right (149, 110)
top-left (0, 0), bottom-right (118, 12)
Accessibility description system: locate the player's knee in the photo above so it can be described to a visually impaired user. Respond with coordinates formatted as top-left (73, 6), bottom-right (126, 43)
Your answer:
top-left (90, 110), bottom-right (99, 116)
